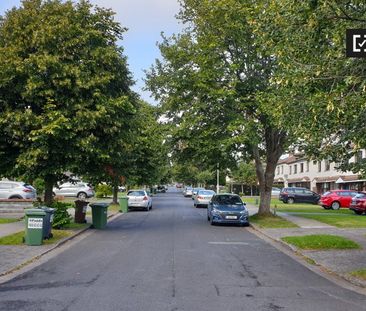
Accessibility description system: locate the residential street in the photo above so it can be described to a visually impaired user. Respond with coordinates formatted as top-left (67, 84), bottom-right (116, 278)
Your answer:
top-left (0, 188), bottom-right (366, 311)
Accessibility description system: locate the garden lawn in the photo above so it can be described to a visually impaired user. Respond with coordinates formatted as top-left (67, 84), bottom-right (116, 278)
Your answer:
top-left (250, 214), bottom-right (298, 228)
top-left (0, 218), bottom-right (21, 224)
top-left (0, 230), bottom-right (72, 245)
top-left (282, 234), bottom-right (361, 250)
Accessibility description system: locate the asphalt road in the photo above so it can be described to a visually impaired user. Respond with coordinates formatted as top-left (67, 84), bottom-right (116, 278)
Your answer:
top-left (0, 188), bottom-right (366, 311)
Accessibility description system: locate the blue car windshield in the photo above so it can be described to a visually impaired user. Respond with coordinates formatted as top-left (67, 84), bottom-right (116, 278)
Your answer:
top-left (214, 195), bottom-right (243, 205)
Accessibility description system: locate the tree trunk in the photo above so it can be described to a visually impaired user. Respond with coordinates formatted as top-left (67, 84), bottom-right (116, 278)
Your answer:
top-left (250, 185), bottom-right (253, 196)
top-left (112, 184), bottom-right (118, 205)
top-left (44, 175), bottom-right (55, 206)
top-left (252, 127), bottom-right (286, 216)
top-left (241, 184), bottom-right (244, 194)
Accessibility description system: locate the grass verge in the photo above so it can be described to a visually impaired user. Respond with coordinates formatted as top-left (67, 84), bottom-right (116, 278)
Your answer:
top-left (250, 214), bottom-right (298, 228)
top-left (296, 214), bottom-right (366, 228)
top-left (0, 229), bottom-right (72, 246)
top-left (0, 218), bottom-right (21, 224)
top-left (281, 234), bottom-right (361, 250)
top-left (350, 269), bottom-right (366, 280)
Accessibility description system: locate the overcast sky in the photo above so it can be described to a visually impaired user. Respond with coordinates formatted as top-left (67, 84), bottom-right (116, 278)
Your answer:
top-left (0, 0), bottom-right (182, 104)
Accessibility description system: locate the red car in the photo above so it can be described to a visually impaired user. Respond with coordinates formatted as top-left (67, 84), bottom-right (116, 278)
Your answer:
top-left (350, 193), bottom-right (366, 215)
top-left (319, 190), bottom-right (362, 210)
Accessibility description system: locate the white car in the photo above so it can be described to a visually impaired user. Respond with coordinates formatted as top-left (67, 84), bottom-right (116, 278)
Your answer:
top-left (127, 190), bottom-right (152, 211)
top-left (53, 182), bottom-right (94, 199)
top-left (0, 181), bottom-right (37, 200)
top-left (194, 190), bottom-right (215, 208)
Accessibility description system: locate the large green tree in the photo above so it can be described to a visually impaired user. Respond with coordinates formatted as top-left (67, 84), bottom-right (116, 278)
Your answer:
top-left (0, 0), bottom-right (136, 204)
top-left (146, 0), bottom-right (290, 215)
top-left (252, 1), bottom-right (366, 173)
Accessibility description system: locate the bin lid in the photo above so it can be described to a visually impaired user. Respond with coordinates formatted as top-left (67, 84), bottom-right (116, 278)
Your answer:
top-left (25, 208), bottom-right (46, 216)
top-left (40, 207), bottom-right (55, 213)
top-left (90, 203), bottom-right (110, 208)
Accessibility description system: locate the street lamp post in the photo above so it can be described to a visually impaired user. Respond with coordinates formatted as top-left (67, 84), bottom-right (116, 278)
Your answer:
top-left (216, 163), bottom-right (220, 194)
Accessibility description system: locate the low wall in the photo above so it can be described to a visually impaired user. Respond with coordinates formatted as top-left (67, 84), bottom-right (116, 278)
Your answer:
top-left (0, 200), bottom-right (34, 213)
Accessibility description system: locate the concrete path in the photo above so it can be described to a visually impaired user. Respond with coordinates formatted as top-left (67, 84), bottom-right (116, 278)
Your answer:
top-left (0, 221), bottom-right (24, 238)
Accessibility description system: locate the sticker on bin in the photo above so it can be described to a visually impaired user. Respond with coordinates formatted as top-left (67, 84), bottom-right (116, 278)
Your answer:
top-left (28, 218), bottom-right (43, 229)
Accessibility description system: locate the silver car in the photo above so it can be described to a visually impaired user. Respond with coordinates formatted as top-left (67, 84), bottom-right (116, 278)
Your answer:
top-left (191, 187), bottom-right (205, 201)
top-left (194, 190), bottom-right (216, 208)
top-left (53, 182), bottom-right (94, 199)
top-left (0, 181), bottom-right (37, 199)
top-left (183, 186), bottom-right (193, 197)
top-left (127, 190), bottom-right (152, 211)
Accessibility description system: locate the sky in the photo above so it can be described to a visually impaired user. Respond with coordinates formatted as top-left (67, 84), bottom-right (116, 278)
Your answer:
top-left (0, 0), bottom-right (183, 104)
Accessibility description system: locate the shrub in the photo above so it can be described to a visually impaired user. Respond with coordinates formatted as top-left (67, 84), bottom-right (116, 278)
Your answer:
top-left (95, 184), bottom-right (112, 198)
top-left (50, 201), bottom-right (72, 229)
top-left (33, 178), bottom-right (45, 196)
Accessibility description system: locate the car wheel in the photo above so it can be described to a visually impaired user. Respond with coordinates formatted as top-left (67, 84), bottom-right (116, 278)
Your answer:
top-left (77, 192), bottom-right (87, 200)
top-left (150, 204), bottom-right (152, 210)
top-left (331, 201), bottom-right (340, 210)
top-left (9, 195), bottom-right (22, 199)
top-left (323, 206), bottom-right (331, 210)
top-left (354, 210), bottom-right (363, 215)
top-left (210, 217), bottom-right (216, 226)
top-left (145, 205), bottom-right (149, 212)
top-left (207, 213), bottom-right (210, 221)
top-left (287, 198), bottom-right (294, 204)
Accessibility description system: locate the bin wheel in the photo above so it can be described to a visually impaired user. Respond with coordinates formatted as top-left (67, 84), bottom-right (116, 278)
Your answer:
top-left (49, 233), bottom-right (53, 239)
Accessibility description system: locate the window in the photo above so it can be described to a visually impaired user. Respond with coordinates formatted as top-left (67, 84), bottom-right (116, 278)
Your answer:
top-left (281, 166), bottom-right (284, 174)
top-left (294, 164), bottom-right (297, 174)
top-left (300, 163), bottom-right (304, 173)
top-left (325, 159), bottom-right (330, 171)
top-left (306, 161), bottom-right (309, 172)
top-left (0, 183), bottom-right (12, 189)
top-left (277, 167), bottom-right (280, 175)
top-left (318, 161), bottom-right (322, 172)
top-left (289, 166), bottom-right (292, 175)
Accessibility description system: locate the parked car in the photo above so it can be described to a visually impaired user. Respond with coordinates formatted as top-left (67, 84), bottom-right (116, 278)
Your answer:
top-left (157, 185), bottom-right (167, 193)
top-left (53, 182), bottom-right (94, 199)
top-left (271, 187), bottom-right (281, 196)
top-left (183, 186), bottom-right (193, 197)
top-left (127, 190), bottom-right (152, 211)
top-left (194, 190), bottom-right (216, 208)
top-left (279, 187), bottom-right (320, 204)
top-left (207, 194), bottom-right (249, 226)
top-left (349, 193), bottom-right (366, 215)
top-left (319, 190), bottom-right (362, 210)
top-left (176, 183), bottom-right (183, 188)
top-left (118, 186), bottom-right (126, 192)
top-left (0, 181), bottom-right (37, 200)
top-left (192, 187), bottom-right (205, 200)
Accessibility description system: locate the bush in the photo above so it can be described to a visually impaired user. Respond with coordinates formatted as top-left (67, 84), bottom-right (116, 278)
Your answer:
top-left (50, 201), bottom-right (72, 229)
top-left (95, 184), bottom-right (112, 198)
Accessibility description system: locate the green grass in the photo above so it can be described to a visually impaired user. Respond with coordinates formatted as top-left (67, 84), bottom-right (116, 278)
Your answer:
top-left (0, 229), bottom-right (72, 245)
top-left (297, 214), bottom-right (366, 228)
top-left (281, 234), bottom-right (361, 250)
top-left (250, 214), bottom-right (298, 228)
top-left (63, 222), bottom-right (90, 230)
top-left (0, 218), bottom-right (21, 224)
top-left (350, 269), bottom-right (366, 280)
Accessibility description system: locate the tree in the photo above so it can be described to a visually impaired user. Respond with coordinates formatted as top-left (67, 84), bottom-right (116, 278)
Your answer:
top-left (231, 162), bottom-right (257, 195)
top-left (0, 0), bottom-right (136, 204)
top-left (146, 0), bottom-right (290, 215)
top-left (251, 1), bottom-right (366, 173)
top-left (196, 170), bottom-right (213, 187)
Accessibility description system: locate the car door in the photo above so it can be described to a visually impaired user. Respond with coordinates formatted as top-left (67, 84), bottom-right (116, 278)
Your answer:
top-left (340, 191), bottom-right (353, 207)
top-left (0, 182), bottom-right (12, 199)
top-left (303, 190), bottom-right (316, 203)
top-left (294, 188), bottom-right (306, 203)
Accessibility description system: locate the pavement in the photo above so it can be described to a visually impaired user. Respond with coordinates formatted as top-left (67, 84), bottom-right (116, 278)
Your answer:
top-left (0, 190), bottom-right (365, 310)
top-left (246, 204), bottom-right (366, 288)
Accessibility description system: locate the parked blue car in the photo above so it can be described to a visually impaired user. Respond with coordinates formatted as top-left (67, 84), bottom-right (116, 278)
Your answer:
top-left (207, 194), bottom-right (249, 226)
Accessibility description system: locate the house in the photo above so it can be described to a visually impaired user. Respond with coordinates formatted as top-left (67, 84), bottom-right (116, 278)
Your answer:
top-left (274, 151), bottom-right (366, 194)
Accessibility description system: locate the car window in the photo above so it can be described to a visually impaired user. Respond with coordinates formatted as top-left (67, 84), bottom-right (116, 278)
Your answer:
top-left (286, 188), bottom-right (295, 193)
top-left (294, 189), bottom-right (305, 194)
top-left (213, 195), bottom-right (242, 205)
top-left (304, 190), bottom-right (313, 195)
top-left (323, 191), bottom-right (331, 196)
top-left (355, 193), bottom-right (366, 199)
top-left (198, 190), bottom-right (215, 195)
top-left (350, 192), bottom-right (359, 197)
top-left (127, 191), bottom-right (145, 196)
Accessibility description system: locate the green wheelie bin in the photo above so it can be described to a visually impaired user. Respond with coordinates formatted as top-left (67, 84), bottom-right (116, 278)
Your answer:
top-left (90, 203), bottom-right (109, 229)
top-left (25, 209), bottom-right (46, 246)
top-left (119, 197), bottom-right (128, 213)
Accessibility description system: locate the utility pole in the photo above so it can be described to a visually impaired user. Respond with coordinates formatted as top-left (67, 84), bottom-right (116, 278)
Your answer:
top-left (216, 163), bottom-right (219, 194)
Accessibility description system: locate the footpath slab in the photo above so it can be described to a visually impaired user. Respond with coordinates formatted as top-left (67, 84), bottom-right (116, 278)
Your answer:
top-left (247, 203), bottom-right (366, 289)
top-left (0, 209), bottom-right (121, 281)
